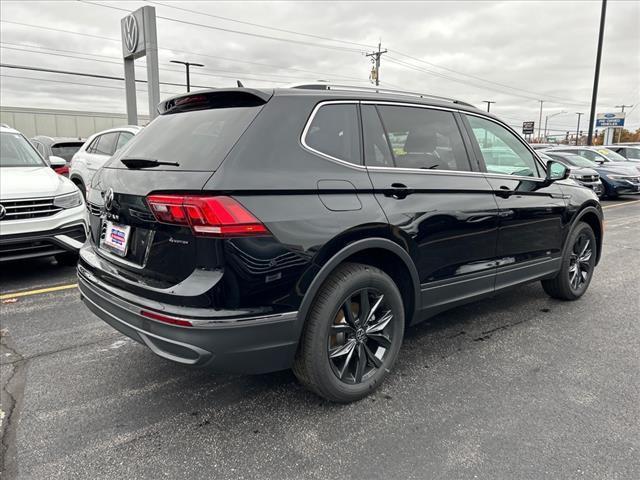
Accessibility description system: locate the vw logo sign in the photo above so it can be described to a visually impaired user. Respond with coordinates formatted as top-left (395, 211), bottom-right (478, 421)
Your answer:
top-left (104, 188), bottom-right (115, 212)
top-left (123, 14), bottom-right (139, 54)
top-left (0, 204), bottom-right (6, 220)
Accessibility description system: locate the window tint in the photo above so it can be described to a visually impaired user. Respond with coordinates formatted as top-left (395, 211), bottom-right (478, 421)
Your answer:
top-left (376, 105), bottom-right (471, 171)
top-left (93, 132), bottom-right (119, 156)
top-left (466, 115), bottom-right (540, 177)
top-left (361, 105), bottom-right (393, 167)
top-left (51, 143), bottom-right (83, 161)
top-left (86, 136), bottom-right (100, 154)
top-left (115, 132), bottom-right (134, 151)
top-left (305, 104), bottom-right (360, 164)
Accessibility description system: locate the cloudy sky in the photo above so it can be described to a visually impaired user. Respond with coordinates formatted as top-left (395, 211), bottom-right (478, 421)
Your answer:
top-left (1, 0), bottom-right (638, 135)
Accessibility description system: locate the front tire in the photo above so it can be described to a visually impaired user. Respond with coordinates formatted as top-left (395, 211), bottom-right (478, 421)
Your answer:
top-left (541, 221), bottom-right (596, 300)
top-left (293, 263), bottom-right (405, 403)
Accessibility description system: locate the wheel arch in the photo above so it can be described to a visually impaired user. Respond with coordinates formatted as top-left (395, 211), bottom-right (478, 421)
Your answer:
top-left (570, 204), bottom-right (603, 265)
top-left (295, 238), bottom-right (420, 340)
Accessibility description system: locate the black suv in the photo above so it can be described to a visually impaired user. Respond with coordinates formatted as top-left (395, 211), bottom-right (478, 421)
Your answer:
top-left (79, 86), bottom-right (603, 402)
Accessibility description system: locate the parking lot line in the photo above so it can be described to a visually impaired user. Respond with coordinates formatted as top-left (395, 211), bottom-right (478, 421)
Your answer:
top-left (602, 199), bottom-right (640, 209)
top-left (0, 283), bottom-right (78, 300)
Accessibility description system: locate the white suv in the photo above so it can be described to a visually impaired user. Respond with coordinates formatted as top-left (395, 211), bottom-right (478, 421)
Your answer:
top-left (0, 125), bottom-right (87, 264)
top-left (69, 125), bottom-right (141, 196)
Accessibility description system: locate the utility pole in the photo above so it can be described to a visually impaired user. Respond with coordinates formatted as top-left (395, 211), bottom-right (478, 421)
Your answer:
top-left (575, 112), bottom-right (584, 146)
top-left (587, 0), bottom-right (607, 145)
top-left (614, 104), bottom-right (632, 143)
top-left (170, 60), bottom-right (204, 92)
top-left (482, 101), bottom-right (495, 112)
top-left (366, 42), bottom-right (387, 87)
top-left (537, 100), bottom-right (544, 143)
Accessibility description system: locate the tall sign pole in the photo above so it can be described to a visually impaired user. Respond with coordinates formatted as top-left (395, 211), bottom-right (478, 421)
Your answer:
top-left (121, 6), bottom-right (160, 125)
top-left (587, 0), bottom-right (607, 146)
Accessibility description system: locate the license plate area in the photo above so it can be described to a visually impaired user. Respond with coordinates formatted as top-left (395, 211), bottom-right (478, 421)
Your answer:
top-left (100, 221), bottom-right (131, 257)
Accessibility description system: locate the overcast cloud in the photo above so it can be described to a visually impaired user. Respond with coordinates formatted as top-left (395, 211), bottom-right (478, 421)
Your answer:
top-left (0, 0), bottom-right (638, 134)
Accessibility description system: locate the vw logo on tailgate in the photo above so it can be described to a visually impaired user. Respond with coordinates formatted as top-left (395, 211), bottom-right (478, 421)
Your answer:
top-left (0, 204), bottom-right (6, 220)
top-left (104, 188), bottom-right (115, 213)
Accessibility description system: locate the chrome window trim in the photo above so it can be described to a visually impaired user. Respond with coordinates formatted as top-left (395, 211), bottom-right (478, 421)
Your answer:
top-left (300, 100), bottom-right (365, 171)
top-left (301, 98), bottom-right (548, 181)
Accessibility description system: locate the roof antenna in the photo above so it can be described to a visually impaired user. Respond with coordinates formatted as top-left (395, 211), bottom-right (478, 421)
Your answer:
top-left (237, 80), bottom-right (244, 87)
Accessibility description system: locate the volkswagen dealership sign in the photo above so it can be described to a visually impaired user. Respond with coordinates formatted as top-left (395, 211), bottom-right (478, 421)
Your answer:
top-left (121, 9), bottom-right (146, 59)
top-left (596, 112), bottom-right (625, 128)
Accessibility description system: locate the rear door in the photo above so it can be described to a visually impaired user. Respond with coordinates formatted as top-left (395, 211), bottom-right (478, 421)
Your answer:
top-left (362, 103), bottom-right (500, 316)
top-left (462, 114), bottom-right (567, 290)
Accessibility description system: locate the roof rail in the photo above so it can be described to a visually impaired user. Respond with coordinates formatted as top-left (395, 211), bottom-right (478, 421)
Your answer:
top-left (289, 83), bottom-right (477, 109)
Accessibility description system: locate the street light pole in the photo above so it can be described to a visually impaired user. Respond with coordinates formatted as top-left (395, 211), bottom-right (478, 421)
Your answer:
top-left (544, 110), bottom-right (567, 140)
top-left (170, 60), bottom-right (205, 92)
top-left (587, 0), bottom-right (607, 146)
top-left (575, 112), bottom-right (584, 146)
top-left (537, 100), bottom-right (544, 142)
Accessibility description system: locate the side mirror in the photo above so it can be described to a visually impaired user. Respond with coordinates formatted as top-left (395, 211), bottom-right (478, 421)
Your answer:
top-left (48, 155), bottom-right (67, 168)
top-left (546, 160), bottom-right (569, 182)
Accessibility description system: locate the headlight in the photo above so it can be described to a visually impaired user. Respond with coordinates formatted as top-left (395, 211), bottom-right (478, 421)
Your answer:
top-left (569, 173), bottom-right (580, 179)
top-left (53, 191), bottom-right (82, 209)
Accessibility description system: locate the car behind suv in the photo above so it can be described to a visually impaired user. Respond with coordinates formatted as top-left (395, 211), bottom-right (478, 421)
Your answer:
top-left (78, 86), bottom-right (603, 402)
top-left (69, 125), bottom-right (141, 196)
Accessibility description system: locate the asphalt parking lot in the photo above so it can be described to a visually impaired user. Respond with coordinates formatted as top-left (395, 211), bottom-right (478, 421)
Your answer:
top-left (1, 198), bottom-right (639, 480)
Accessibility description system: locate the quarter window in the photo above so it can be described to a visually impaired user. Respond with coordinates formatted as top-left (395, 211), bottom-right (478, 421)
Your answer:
top-left (115, 132), bottom-right (134, 151)
top-left (305, 104), bottom-right (361, 165)
top-left (375, 105), bottom-right (472, 171)
top-left (466, 115), bottom-right (540, 177)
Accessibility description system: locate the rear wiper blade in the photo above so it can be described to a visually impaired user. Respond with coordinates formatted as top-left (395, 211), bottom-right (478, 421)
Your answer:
top-left (121, 158), bottom-right (180, 169)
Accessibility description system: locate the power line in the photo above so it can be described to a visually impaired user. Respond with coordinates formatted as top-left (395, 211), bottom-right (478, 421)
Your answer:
top-left (366, 42), bottom-right (387, 86)
top-left (0, 19), bottom-right (120, 42)
top-left (0, 73), bottom-right (181, 95)
top-left (78, 1), bottom-right (367, 54)
top-left (145, 0), bottom-right (376, 49)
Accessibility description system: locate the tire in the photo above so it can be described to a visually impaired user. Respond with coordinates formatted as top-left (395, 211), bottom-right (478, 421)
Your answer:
top-left (73, 180), bottom-right (86, 198)
top-left (55, 252), bottom-right (78, 267)
top-left (293, 262), bottom-right (405, 403)
top-left (541, 222), bottom-right (597, 300)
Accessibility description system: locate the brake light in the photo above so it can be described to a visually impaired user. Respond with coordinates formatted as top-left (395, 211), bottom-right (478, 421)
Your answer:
top-left (55, 165), bottom-right (69, 176)
top-left (146, 195), bottom-right (268, 237)
top-left (141, 309), bottom-right (193, 327)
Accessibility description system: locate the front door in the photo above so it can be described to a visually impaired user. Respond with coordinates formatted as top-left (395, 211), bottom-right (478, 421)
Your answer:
top-left (462, 114), bottom-right (567, 290)
top-left (361, 103), bottom-right (501, 318)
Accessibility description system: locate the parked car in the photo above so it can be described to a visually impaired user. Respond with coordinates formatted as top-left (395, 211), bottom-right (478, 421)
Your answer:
top-left (0, 125), bottom-right (87, 264)
top-left (604, 145), bottom-right (640, 162)
top-left (69, 125), bottom-right (141, 196)
top-left (538, 152), bottom-right (604, 197)
top-left (530, 143), bottom-right (558, 150)
top-left (78, 86), bottom-right (603, 402)
top-left (546, 145), bottom-right (640, 172)
top-left (31, 136), bottom-right (85, 177)
top-left (545, 151), bottom-right (640, 198)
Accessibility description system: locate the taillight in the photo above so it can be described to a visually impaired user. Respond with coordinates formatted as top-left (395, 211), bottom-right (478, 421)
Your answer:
top-left (55, 165), bottom-right (69, 176)
top-left (146, 194), bottom-right (268, 237)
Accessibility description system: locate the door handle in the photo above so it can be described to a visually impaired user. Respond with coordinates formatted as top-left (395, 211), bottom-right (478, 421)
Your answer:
top-left (495, 186), bottom-right (514, 198)
top-left (384, 183), bottom-right (411, 199)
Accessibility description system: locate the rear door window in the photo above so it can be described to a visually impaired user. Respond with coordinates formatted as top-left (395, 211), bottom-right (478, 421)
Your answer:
top-left (375, 105), bottom-right (472, 171)
top-left (361, 105), bottom-right (394, 168)
top-left (304, 103), bottom-right (361, 165)
top-left (94, 133), bottom-right (119, 156)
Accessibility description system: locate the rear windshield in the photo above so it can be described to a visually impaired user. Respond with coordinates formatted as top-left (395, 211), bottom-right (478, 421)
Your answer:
top-left (109, 105), bottom-right (263, 171)
top-left (52, 143), bottom-right (83, 161)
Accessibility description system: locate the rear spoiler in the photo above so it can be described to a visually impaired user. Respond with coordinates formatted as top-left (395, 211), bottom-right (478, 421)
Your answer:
top-left (158, 88), bottom-right (273, 115)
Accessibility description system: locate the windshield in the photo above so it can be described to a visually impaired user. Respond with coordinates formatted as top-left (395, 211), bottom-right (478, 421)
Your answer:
top-left (562, 154), bottom-right (597, 168)
top-left (1, 132), bottom-right (46, 167)
top-left (52, 143), bottom-right (83, 161)
top-left (625, 148), bottom-right (640, 160)
top-left (595, 148), bottom-right (627, 161)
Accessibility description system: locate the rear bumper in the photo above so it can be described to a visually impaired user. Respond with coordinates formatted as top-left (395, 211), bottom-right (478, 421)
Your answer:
top-left (77, 266), bottom-right (300, 373)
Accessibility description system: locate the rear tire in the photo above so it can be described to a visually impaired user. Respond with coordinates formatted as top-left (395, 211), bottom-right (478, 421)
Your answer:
top-left (293, 262), bottom-right (404, 403)
top-left (55, 252), bottom-right (78, 267)
top-left (541, 222), bottom-right (596, 300)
